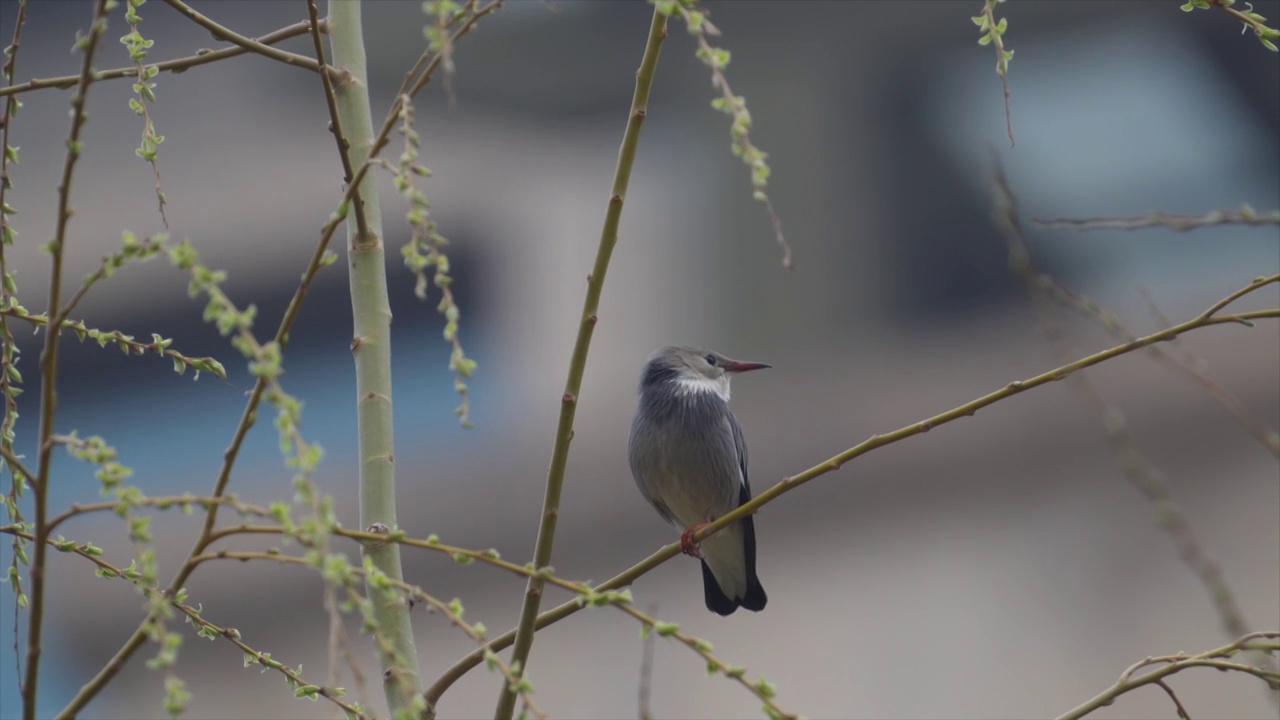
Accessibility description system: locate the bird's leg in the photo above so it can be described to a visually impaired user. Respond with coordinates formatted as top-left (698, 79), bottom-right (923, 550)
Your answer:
top-left (680, 522), bottom-right (711, 558)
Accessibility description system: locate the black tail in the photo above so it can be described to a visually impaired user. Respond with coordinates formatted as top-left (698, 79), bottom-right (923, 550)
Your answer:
top-left (701, 484), bottom-right (767, 616)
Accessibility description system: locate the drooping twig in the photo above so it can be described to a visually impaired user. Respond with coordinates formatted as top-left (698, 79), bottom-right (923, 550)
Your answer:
top-left (975, 0), bottom-right (1015, 146)
top-left (494, 7), bottom-right (668, 719)
top-left (670, 2), bottom-right (792, 268)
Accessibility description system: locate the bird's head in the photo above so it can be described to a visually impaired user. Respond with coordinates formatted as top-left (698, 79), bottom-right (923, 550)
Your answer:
top-left (640, 345), bottom-right (771, 401)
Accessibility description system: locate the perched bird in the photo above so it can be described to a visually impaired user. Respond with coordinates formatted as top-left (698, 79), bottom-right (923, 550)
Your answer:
top-left (628, 345), bottom-right (771, 616)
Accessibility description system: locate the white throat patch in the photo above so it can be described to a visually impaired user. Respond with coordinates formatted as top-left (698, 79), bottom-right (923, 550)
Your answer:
top-left (673, 373), bottom-right (731, 402)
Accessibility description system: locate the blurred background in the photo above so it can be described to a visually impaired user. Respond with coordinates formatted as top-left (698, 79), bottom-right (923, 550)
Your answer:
top-left (0, 1), bottom-right (1278, 718)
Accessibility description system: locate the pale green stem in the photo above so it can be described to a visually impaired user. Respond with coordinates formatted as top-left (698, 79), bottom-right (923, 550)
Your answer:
top-left (328, 1), bottom-right (421, 716)
top-left (491, 6), bottom-right (669, 720)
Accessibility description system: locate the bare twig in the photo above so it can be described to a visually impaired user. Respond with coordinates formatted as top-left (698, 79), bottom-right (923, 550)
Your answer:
top-left (1035, 205), bottom-right (1280, 232)
top-left (1136, 286), bottom-right (1280, 458)
top-left (1057, 632), bottom-right (1280, 720)
top-left (26, 3), bottom-right (111, 717)
top-left (0, 20), bottom-right (319, 98)
top-left (160, 0), bottom-right (321, 73)
top-left (305, 0), bottom-right (369, 246)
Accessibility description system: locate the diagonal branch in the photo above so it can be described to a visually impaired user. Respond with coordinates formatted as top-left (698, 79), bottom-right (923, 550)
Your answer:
top-left (26, 3), bottom-right (111, 718)
top-left (493, 7), bottom-right (668, 719)
top-left (160, 0), bottom-right (321, 73)
top-left (0, 20), bottom-right (320, 98)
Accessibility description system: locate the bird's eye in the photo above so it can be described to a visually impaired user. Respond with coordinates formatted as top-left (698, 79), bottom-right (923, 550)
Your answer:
top-left (705, 354), bottom-right (717, 366)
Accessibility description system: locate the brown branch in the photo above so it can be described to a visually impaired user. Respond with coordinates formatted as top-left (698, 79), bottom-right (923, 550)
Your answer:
top-left (304, 0), bottom-right (369, 257)
top-left (495, 7), bottom-right (666, 718)
top-left (1035, 205), bottom-right (1280, 232)
top-left (0, 20), bottom-right (320, 98)
top-left (26, 3), bottom-right (111, 718)
top-left (160, 0), bottom-right (320, 73)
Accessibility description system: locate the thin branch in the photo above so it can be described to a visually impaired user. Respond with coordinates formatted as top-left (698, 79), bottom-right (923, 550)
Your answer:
top-left (0, 20), bottom-right (319, 98)
top-left (1035, 205), bottom-right (1280, 232)
top-left (1057, 632), bottom-right (1280, 720)
top-left (990, 154), bottom-right (1279, 687)
top-left (160, 0), bottom-right (320, 73)
top-left (305, 0), bottom-right (369, 247)
top-left (495, 7), bottom-right (668, 719)
top-left (26, 3), bottom-right (111, 718)
top-left (427, 281), bottom-right (1280, 707)
top-left (977, 0), bottom-right (1015, 147)
top-left (1154, 679), bottom-right (1192, 720)
top-left (1137, 286), bottom-right (1279, 458)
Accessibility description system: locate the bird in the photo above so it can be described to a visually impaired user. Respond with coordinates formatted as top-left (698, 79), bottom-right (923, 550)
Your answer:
top-left (628, 345), bottom-right (770, 616)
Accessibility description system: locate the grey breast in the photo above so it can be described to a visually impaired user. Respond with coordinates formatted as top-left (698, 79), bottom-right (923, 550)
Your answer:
top-left (628, 390), bottom-right (743, 529)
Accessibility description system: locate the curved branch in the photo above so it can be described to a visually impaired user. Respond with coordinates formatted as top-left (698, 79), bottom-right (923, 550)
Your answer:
top-left (1058, 632), bottom-right (1280, 720)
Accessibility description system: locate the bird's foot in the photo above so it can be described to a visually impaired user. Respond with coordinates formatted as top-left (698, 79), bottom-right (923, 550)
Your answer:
top-left (680, 522), bottom-right (711, 558)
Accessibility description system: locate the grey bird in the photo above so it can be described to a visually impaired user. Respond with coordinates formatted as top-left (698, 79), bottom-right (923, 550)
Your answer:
top-left (628, 345), bottom-right (770, 615)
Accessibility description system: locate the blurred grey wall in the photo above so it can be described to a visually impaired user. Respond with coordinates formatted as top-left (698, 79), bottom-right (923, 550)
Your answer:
top-left (0, 1), bottom-right (1277, 718)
